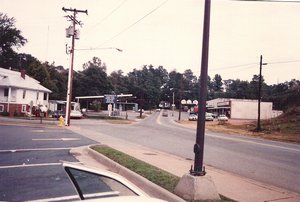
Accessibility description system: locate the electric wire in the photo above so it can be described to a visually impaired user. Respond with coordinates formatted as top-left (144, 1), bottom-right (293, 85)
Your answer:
top-left (76, 0), bottom-right (169, 58)
top-left (95, 0), bottom-right (169, 48)
top-left (82, 0), bottom-right (128, 39)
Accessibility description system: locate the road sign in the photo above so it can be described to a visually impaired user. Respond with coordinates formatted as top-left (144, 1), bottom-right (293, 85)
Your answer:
top-left (104, 95), bottom-right (116, 104)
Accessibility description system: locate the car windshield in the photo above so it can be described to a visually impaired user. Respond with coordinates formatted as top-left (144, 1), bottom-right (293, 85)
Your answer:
top-left (67, 168), bottom-right (137, 200)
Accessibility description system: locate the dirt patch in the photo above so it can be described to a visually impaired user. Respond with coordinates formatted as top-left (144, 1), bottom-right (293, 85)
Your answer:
top-left (178, 119), bottom-right (300, 144)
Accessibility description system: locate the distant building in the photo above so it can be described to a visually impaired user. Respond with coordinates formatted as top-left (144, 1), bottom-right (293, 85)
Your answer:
top-left (0, 67), bottom-right (52, 116)
top-left (207, 98), bottom-right (283, 119)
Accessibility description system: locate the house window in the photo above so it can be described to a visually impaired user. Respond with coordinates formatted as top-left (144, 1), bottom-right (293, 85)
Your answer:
top-left (43, 93), bottom-right (47, 101)
top-left (4, 88), bottom-right (8, 97)
top-left (23, 90), bottom-right (26, 99)
top-left (37, 92), bottom-right (39, 100)
top-left (21, 105), bottom-right (27, 112)
top-left (0, 105), bottom-right (4, 112)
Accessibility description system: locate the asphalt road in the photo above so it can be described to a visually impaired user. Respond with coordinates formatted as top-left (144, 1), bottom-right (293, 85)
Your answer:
top-left (73, 110), bottom-right (300, 194)
top-left (0, 124), bottom-right (96, 201)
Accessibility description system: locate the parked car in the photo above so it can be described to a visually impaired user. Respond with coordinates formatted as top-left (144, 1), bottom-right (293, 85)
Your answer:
top-left (52, 110), bottom-right (65, 118)
top-left (162, 110), bottom-right (168, 117)
top-left (205, 114), bottom-right (214, 121)
top-left (188, 113), bottom-right (197, 121)
top-left (218, 114), bottom-right (228, 121)
top-left (70, 110), bottom-right (83, 119)
top-left (63, 162), bottom-right (165, 201)
top-left (212, 113), bottom-right (218, 118)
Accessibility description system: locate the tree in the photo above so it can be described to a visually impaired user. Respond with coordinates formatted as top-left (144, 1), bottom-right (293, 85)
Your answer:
top-left (45, 63), bottom-right (68, 100)
top-left (73, 57), bottom-right (112, 98)
top-left (126, 65), bottom-right (168, 109)
top-left (109, 70), bottom-right (129, 94)
top-left (0, 13), bottom-right (27, 68)
top-left (212, 74), bottom-right (223, 92)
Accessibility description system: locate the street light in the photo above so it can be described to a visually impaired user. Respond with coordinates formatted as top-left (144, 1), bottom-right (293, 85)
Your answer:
top-left (170, 88), bottom-right (175, 116)
top-left (75, 47), bottom-right (123, 52)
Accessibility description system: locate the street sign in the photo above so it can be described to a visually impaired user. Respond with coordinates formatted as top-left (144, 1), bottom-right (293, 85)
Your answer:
top-left (104, 95), bottom-right (116, 104)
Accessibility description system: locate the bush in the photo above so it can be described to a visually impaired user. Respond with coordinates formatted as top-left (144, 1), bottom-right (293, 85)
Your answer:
top-left (0, 111), bottom-right (10, 116)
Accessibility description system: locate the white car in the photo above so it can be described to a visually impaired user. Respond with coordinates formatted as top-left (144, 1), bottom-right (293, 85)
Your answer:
top-left (217, 114), bottom-right (228, 121)
top-left (70, 110), bottom-right (83, 119)
top-left (188, 113), bottom-right (197, 121)
top-left (63, 162), bottom-right (166, 201)
top-left (205, 114), bottom-right (214, 121)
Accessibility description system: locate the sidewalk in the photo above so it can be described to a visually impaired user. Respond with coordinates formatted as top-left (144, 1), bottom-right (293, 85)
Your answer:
top-left (68, 125), bottom-right (300, 202)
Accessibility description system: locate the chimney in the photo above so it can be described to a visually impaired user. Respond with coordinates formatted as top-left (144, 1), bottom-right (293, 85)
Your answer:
top-left (20, 69), bottom-right (26, 79)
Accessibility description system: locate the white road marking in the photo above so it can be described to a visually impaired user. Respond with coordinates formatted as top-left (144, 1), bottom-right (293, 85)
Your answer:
top-left (207, 133), bottom-right (300, 152)
top-left (0, 147), bottom-right (71, 153)
top-left (32, 138), bottom-right (80, 141)
top-left (31, 130), bottom-right (45, 132)
top-left (0, 162), bottom-right (61, 169)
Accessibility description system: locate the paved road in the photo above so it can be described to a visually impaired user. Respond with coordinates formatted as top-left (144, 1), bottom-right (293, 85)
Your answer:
top-left (0, 124), bottom-right (96, 201)
top-left (73, 110), bottom-right (300, 194)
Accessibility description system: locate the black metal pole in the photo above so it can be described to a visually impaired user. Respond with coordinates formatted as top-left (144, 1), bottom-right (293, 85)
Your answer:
top-left (191, 0), bottom-right (211, 176)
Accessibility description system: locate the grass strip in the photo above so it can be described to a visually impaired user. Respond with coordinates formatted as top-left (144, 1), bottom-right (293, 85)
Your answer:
top-left (92, 145), bottom-right (179, 193)
top-left (92, 145), bottom-right (235, 202)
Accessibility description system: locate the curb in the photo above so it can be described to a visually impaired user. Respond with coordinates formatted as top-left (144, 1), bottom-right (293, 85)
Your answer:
top-left (85, 145), bottom-right (186, 202)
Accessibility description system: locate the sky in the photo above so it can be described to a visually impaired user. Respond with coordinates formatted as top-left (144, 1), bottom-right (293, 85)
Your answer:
top-left (1, 0), bottom-right (300, 85)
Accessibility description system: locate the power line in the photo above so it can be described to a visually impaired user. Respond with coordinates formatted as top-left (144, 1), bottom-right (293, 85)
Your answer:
top-left (268, 59), bottom-right (300, 65)
top-left (232, 0), bottom-right (300, 3)
top-left (210, 62), bottom-right (258, 71)
top-left (96, 0), bottom-right (169, 48)
top-left (208, 59), bottom-right (300, 72)
top-left (82, 0), bottom-right (128, 38)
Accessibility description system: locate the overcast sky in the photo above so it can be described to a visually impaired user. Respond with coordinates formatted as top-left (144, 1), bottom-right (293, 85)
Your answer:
top-left (1, 0), bottom-right (300, 84)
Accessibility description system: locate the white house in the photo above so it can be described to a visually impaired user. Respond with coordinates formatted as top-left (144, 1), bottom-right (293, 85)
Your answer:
top-left (0, 67), bottom-right (52, 116)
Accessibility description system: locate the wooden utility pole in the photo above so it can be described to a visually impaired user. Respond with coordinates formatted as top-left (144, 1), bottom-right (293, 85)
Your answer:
top-left (256, 55), bottom-right (267, 131)
top-left (62, 7), bottom-right (87, 126)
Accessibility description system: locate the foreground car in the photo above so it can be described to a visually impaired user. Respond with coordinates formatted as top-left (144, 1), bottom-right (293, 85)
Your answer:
top-left (218, 114), bottom-right (228, 121)
top-left (63, 162), bottom-right (165, 201)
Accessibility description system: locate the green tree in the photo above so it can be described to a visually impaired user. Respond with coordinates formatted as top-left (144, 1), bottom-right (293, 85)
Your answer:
top-left (127, 65), bottom-right (168, 109)
top-left (73, 57), bottom-right (112, 98)
top-left (212, 74), bottom-right (223, 92)
top-left (0, 13), bottom-right (27, 68)
top-left (109, 70), bottom-right (129, 94)
top-left (45, 63), bottom-right (68, 100)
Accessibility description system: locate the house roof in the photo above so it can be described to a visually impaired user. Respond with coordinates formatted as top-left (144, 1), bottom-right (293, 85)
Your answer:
top-left (0, 67), bottom-right (52, 93)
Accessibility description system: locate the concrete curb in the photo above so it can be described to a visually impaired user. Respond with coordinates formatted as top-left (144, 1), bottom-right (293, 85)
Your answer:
top-left (86, 145), bottom-right (186, 202)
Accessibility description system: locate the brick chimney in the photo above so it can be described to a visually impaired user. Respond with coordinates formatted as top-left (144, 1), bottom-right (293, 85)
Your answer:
top-left (20, 69), bottom-right (26, 79)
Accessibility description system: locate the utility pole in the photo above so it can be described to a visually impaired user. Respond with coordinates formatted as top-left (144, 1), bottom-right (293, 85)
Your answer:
top-left (178, 74), bottom-right (183, 121)
top-left (191, 0), bottom-right (211, 176)
top-left (256, 55), bottom-right (267, 131)
top-left (62, 7), bottom-right (87, 126)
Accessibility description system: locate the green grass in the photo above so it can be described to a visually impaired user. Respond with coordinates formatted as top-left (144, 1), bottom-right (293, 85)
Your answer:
top-left (92, 145), bottom-right (235, 202)
top-left (92, 145), bottom-right (179, 193)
